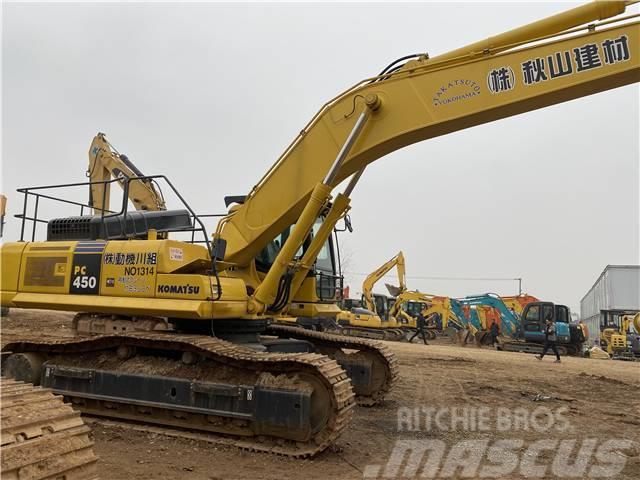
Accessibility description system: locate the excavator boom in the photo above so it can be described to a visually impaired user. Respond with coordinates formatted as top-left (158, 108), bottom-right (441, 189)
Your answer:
top-left (220, 1), bottom-right (639, 266)
top-left (88, 133), bottom-right (166, 213)
top-left (362, 252), bottom-right (406, 313)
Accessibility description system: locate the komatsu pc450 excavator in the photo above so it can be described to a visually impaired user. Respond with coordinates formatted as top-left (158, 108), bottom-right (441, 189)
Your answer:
top-left (1, 0), bottom-right (639, 457)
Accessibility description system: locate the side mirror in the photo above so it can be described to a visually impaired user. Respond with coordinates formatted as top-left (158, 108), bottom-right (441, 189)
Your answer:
top-left (344, 215), bottom-right (353, 233)
top-left (333, 214), bottom-right (353, 233)
top-left (336, 215), bottom-right (353, 233)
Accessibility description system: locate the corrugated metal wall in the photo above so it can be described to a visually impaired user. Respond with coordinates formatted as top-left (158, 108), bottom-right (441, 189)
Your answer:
top-left (580, 265), bottom-right (640, 346)
top-left (583, 316), bottom-right (600, 346)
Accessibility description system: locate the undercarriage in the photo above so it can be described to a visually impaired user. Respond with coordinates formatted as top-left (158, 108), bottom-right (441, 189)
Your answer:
top-left (2, 313), bottom-right (398, 457)
top-left (496, 338), bottom-right (580, 356)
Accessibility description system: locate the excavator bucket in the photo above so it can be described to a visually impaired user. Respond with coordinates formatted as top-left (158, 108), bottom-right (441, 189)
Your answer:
top-left (385, 283), bottom-right (403, 297)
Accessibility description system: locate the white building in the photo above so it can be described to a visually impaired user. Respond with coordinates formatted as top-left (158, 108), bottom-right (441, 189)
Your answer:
top-left (580, 265), bottom-right (640, 346)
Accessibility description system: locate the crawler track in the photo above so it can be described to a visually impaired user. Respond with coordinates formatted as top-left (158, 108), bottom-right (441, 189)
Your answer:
top-left (266, 324), bottom-right (399, 406)
top-left (2, 333), bottom-right (356, 458)
top-left (496, 338), bottom-right (578, 356)
top-left (1, 377), bottom-right (99, 480)
top-left (336, 326), bottom-right (406, 342)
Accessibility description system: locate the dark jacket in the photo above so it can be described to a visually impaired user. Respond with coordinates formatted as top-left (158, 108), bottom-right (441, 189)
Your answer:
top-left (490, 322), bottom-right (499, 336)
top-left (416, 313), bottom-right (426, 329)
top-left (544, 322), bottom-right (557, 342)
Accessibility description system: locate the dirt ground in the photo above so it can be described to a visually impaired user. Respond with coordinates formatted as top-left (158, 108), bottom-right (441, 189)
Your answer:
top-left (2, 309), bottom-right (639, 480)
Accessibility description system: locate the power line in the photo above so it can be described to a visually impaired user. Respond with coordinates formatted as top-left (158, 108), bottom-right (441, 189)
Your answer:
top-left (342, 272), bottom-right (523, 295)
top-left (342, 272), bottom-right (520, 281)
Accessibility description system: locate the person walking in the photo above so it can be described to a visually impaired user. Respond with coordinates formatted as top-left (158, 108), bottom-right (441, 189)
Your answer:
top-left (433, 312), bottom-right (443, 331)
top-left (489, 321), bottom-right (500, 347)
top-left (536, 314), bottom-right (561, 363)
top-left (409, 311), bottom-right (429, 345)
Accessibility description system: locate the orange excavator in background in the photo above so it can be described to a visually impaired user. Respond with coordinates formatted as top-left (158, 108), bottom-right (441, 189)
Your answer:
top-left (501, 294), bottom-right (539, 315)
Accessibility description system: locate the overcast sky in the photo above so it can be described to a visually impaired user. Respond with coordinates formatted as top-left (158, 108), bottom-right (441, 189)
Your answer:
top-left (2, 2), bottom-right (639, 314)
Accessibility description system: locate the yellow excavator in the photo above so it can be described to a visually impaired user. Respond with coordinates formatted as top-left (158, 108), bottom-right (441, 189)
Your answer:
top-left (333, 252), bottom-right (407, 340)
top-left (387, 291), bottom-right (469, 342)
top-left (1, 0), bottom-right (639, 457)
top-left (600, 312), bottom-right (640, 360)
top-left (362, 252), bottom-right (406, 323)
top-left (87, 133), bottom-right (166, 213)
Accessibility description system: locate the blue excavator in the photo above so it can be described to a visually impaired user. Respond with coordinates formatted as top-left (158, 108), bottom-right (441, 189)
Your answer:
top-left (453, 294), bottom-right (587, 356)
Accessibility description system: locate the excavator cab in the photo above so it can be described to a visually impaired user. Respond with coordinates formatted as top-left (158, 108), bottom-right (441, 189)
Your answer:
top-left (372, 294), bottom-right (391, 321)
top-left (404, 301), bottom-right (428, 318)
top-left (255, 217), bottom-right (342, 304)
top-left (520, 302), bottom-right (572, 344)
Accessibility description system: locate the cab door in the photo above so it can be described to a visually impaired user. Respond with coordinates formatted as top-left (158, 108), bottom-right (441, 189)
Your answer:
top-left (521, 302), bottom-right (554, 343)
top-left (553, 304), bottom-right (571, 343)
top-left (374, 294), bottom-right (389, 321)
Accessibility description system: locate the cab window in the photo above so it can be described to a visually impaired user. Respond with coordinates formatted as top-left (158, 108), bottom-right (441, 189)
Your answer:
top-left (524, 305), bottom-right (540, 323)
top-left (555, 305), bottom-right (569, 323)
top-left (256, 218), bottom-right (335, 275)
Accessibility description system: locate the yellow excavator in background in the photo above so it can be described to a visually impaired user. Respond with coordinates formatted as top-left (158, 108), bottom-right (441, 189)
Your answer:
top-left (1, 0), bottom-right (639, 457)
top-left (334, 252), bottom-right (407, 340)
top-left (87, 133), bottom-right (166, 213)
top-left (361, 251), bottom-right (406, 326)
top-left (391, 291), bottom-right (464, 330)
top-left (600, 312), bottom-right (640, 359)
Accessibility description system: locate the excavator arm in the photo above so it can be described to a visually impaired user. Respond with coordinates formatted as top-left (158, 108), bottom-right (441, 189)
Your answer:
top-left (88, 133), bottom-right (166, 213)
top-left (448, 299), bottom-right (480, 335)
top-left (458, 294), bottom-right (521, 336)
top-left (388, 290), bottom-right (434, 319)
top-left (219, 0), bottom-right (639, 269)
top-left (385, 290), bottom-right (456, 329)
top-left (361, 252), bottom-right (406, 312)
top-left (501, 295), bottom-right (539, 314)
top-left (422, 297), bottom-right (466, 331)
